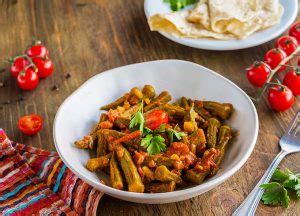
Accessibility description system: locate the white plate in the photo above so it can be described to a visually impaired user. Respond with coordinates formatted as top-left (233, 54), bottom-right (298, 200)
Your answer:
top-left (144, 0), bottom-right (298, 50)
top-left (53, 60), bottom-right (259, 204)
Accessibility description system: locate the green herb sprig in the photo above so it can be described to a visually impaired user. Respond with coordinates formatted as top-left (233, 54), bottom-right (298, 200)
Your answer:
top-left (260, 168), bottom-right (300, 208)
top-left (164, 0), bottom-right (197, 12)
top-left (129, 103), bottom-right (144, 132)
top-left (129, 103), bottom-right (166, 155)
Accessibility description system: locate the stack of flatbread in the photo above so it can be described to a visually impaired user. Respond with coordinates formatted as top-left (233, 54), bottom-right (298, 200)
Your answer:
top-left (148, 0), bottom-right (283, 40)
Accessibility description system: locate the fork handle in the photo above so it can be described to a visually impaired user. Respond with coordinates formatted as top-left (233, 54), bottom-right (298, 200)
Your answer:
top-left (232, 150), bottom-right (288, 216)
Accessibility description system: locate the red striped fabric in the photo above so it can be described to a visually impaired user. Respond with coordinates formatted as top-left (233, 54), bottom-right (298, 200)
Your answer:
top-left (0, 129), bottom-right (104, 216)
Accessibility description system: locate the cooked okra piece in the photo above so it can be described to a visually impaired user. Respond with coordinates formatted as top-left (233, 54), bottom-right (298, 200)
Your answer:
top-left (99, 129), bottom-right (141, 150)
top-left (74, 135), bottom-right (93, 149)
top-left (142, 166), bottom-right (155, 182)
top-left (148, 181), bottom-right (176, 193)
top-left (142, 85), bottom-right (156, 99)
top-left (203, 101), bottom-right (233, 120)
top-left (110, 152), bottom-right (124, 190)
top-left (86, 153), bottom-right (112, 172)
top-left (143, 155), bottom-right (176, 167)
top-left (188, 129), bottom-right (206, 154)
top-left (97, 132), bottom-right (108, 157)
top-left (206, 118), bottom-right (221, 148)
top-left (162, 104), bottom-right (187, 117)
top-left (180, 97), bottom-right (190, 110)
top-left (115, 117), bottom-right (130, 129)
top-left (144, 91), bottom-right (172, 112)
top-left (210, 125), bottom-right (232, 176)
top-left (154, 165), bottom-right (183, 184)
top-left (194, 106), bottom-right (211, 120)
top-left (184, 170), bottom-right (209, 184)
top-left (115, 145), bottom-right (145, 193)
top-left (100, 93), bottom-right (130, 110)
top-left (130, 87), bottom-right (143, 99)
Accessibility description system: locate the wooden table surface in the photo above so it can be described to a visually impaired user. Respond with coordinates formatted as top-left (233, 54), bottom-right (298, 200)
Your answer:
top-left (0, 0), bottom-right (299, 215)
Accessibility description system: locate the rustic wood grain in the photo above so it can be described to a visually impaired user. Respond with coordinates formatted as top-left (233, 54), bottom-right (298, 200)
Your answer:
top-left (0, 0), bottom-right (299, 215)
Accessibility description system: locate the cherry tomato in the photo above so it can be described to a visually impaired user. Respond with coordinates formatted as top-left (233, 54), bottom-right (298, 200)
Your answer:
top-left (275, 36), bottom-right (298, 56)
top-left (9, 57), bottom-right (29, 78)
top-left (18, 114), bottom-right (43, 135)
top-left (264, 48), bottom-right (286, 71)
top-left (283, 70), bottom-right (300, 96)
top-left (26, 44), bottom-right (49, 58)
top-left (17, 67), bottom-right (39, 90)
top-left (145, 109), bottom-right (169, 130)
top-left (268, 85), bottom-right (294, 112)
top-left (246, 61), bottom-right (270, 87)
top-left (289, 22), bottom-right (300, 44)
top-left (32, 57), bottom-right (54, 78)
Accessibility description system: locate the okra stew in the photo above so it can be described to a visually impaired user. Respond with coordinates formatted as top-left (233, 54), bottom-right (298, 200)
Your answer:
top-left (74, 85), bottom-right (235, 193)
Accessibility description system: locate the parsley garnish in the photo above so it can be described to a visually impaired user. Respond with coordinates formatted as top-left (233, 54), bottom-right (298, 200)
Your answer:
top-left (141, 133), bottom-right (166, 155)
top-left (167, 125), bottom-right (186, 143)
top-left (129, 103), bottom-right (144, 132)
top-left (260, 168), bottom-right (300, 208)
top-left (163, 0), bottom-right (197, 11)
top-left (129, 104), bottom-right (166, 155)
top-left (260, 182), bottom-right (290, 208)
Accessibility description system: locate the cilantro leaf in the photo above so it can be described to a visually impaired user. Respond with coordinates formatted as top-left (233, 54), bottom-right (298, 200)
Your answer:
top-left (272, 169), bottom-right (300, 191)
top-left (164, 0), bottom-right (197, 11)
top-left (272, 169), bottom-right (290, 182)
top-left (141, 133), bottom-right (166, 155)
top-left (147, 135), bottom-right (166, 155)
top-left (167, 127), bottom-right (186, 143)
top-left (295, 182), bottom-right (300, 198)
top-left (140, 134), bottom-right (153, 147)
top-left (129, 103), bottom-right (144, 132)
top-left (260, 182), bottom-right (290, 208)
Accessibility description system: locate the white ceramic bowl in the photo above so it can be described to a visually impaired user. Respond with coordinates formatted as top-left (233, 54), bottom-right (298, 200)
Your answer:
top-left (144, 0), bottom-right (298, 50)
top-left (53, 60), bottom-right (259, 204)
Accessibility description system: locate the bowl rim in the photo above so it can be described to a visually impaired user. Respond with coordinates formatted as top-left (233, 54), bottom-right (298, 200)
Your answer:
top-left (53, 59), bottom-right (259, 201)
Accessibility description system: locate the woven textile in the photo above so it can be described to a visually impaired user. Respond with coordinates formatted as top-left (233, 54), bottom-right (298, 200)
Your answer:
top-left (0, 129), bottom-right (103, 216)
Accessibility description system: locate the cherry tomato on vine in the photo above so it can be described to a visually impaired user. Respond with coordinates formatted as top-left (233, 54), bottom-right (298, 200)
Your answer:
top-left (268, 85), bottom-right (294, 112)
top-left (17, 67), bottom-right (39, 90)
top-left (9, 57), bottom-right (29, 78)
top-left (289, 22), bottom-right (300, 44)
top-left (283, 70), bottom-right (300, 96)
top-left (264, 48), bottom-right (286, 71)
top-left (32, 57), bottom-right (54, 78)
top-left (145, 109), bottom-right (169, 130)
top-left (276, 36), bottom-right (298, 56)
top-left (18, 114), bottom-right (43, 135)
top-left (246, 61), bottom-right (270, 87)
top-left (26, 44), bottom-right (49, 58)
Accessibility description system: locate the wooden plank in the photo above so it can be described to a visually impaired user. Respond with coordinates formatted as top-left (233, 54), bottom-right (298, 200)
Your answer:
top-left (0, 0), bottom-right (299, 215)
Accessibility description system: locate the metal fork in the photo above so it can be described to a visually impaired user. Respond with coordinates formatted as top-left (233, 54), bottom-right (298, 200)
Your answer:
top-left (233, 111), bottom-right (300, 216)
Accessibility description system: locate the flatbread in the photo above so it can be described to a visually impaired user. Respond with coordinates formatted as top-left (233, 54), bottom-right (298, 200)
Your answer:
top-left (148, 0), bottom-right (283, 40)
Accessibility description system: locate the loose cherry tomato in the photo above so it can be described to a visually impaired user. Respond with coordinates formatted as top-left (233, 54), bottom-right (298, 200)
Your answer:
top-left (246, 61), bottom-right (270, 87)
top-left (289, 22), bottom-right (300, 44)
top-left (9, 57), bottom-right (29, 78)
top-left (145, 109), bottom-right (169, 130)
top-left (17, 67), bottom-right (39, 90)
top-left (268, 85), bottom-right (294, 112)
top-left (276, 36), bottom-right (298, 56)
top-left (32, 57), bottom-right (54, 78)
top-left (26, 44), bottom-right (49, 58)
top-left (283, 70), bottom-right (300, 96)
top-left (18, 114), bottom-right (43, 135)
top-left (264, 48), bottom-right (286, 71)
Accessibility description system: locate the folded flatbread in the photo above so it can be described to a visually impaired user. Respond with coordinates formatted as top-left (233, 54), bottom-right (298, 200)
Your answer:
top-left (148, 0), bottom-right (283, 40)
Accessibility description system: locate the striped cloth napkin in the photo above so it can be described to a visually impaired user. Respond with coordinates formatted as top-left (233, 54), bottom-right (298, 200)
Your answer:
top-left (0, 129), bottom-right (104, 216)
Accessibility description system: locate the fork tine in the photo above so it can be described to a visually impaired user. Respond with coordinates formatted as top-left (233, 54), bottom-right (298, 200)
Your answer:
top-left (283, 110), bottom-right (300, 137)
